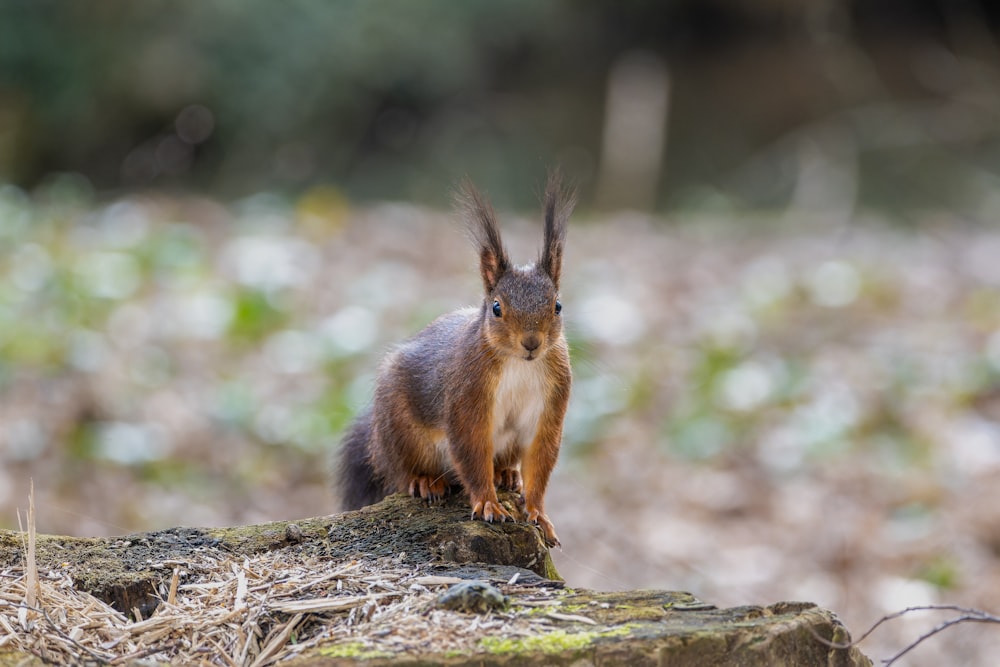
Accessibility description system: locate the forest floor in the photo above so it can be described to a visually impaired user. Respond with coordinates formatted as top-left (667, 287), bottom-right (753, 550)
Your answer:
top-left (2, 189), bottom-right (1000, 664)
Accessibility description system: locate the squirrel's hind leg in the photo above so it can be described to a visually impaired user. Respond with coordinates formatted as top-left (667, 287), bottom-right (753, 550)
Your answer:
top-left (493, 447), bottom-right (524, 494)
top-left (408, 473), bottom-right (450, 503)
top-left (494, 468), bottom-right (523, 493)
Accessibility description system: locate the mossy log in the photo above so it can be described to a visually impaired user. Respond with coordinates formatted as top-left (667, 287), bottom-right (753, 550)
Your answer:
top-left (0, 492), bottom-right (872, 666)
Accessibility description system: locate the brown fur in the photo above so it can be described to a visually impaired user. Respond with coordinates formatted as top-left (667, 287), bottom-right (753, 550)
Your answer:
top-left (335, 172), bottom-right (575, 546)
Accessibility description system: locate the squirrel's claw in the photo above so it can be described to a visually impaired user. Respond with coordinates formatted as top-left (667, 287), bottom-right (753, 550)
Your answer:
top-left (471, 498), bottom-right (514, 524)
top-left (525, 506), bottom-right (560, 548)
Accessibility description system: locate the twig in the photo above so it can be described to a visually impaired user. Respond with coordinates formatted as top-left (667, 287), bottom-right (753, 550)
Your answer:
top-left (249, 612), bottom-right (304, 667)
top-left (26, 479), bottom-right (40, 608)
top-left (881, 613), bottom-right (1000, 666)
top-left (108, 642), bottom-right (180, 665)
top-left (238, 579), bottom-right (275, 666)
top-left (810, 604), bottom-right (1000, 665)
top-left (167, 567), bottom-right (180, 606)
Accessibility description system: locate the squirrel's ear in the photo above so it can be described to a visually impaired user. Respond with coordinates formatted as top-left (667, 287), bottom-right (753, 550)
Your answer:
top-left (539, 169), bottom-right (576, 288)
top-left (457, 178), bottom-right (510, 293)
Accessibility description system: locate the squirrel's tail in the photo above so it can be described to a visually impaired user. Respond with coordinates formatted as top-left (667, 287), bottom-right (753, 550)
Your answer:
top-left (334, 407), bottom-right (387, 510)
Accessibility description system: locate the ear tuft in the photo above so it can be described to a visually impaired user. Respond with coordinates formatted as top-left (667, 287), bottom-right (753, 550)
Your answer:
top-left (456, 178), bottom-right (510, 293)
top-left (539, 168), bottom-right (576, 288)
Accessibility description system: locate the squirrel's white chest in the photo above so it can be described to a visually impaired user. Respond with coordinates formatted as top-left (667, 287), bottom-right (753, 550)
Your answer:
top-left (491, 360), bottom-right (547, 454)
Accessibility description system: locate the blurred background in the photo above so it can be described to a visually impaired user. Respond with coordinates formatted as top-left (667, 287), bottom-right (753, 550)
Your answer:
top-left (3, 1), bottom-right (1000, 664)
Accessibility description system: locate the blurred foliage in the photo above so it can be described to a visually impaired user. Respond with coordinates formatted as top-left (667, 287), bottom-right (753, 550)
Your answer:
top-left (1, 1), bottom-right (1000, 213)
top-left (916, 554), bottom-right (961, 591)
top-left (5, 185), bottom-right (1000, 502)
top-left (228, 288), bottom-right (290, 343)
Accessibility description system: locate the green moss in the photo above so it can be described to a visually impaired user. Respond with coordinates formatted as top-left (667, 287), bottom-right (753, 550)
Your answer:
top-left (479, 631), bottom-right (590, 655)
top-left (0, 649), bottom-right (42, 667)
top-left (541, 551), bottom-right (562, 581)
top-left (478, 625), bottom-right (633, 655)
top-left (319, 641), bottom-right (394, 659)
top-left (552, 590), bottom-right (699, 625)
top-left (511, 603), bottom-right (577, 618)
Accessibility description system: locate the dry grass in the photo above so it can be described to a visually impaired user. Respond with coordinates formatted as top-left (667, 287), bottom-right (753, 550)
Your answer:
top-left (1, 496), bottom-right (571, 665)
top-left (1, 552), bottom-right (572, 665)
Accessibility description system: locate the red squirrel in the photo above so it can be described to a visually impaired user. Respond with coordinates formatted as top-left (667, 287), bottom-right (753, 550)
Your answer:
top-left (336, 172), bottom-right (574, 546)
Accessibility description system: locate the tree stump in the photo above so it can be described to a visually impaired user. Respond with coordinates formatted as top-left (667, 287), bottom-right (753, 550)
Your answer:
top-left (0, 492), bottom-right (871, 666)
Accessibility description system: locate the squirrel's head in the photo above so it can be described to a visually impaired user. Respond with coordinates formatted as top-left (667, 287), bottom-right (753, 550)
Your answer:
top-left (459, 171), bottom-right (576, 362)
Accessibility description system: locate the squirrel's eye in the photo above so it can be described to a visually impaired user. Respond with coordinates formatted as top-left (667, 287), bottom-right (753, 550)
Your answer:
top-left (492, 300), bottom-right (502, 317)
top-left (554, 300), bottom-right (562, 315)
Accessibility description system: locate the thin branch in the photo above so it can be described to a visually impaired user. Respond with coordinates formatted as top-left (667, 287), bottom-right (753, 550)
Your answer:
top-left (883, 614), bottom-right (1000, 666)
top-left (809, 604), bottom-right (1000, 665)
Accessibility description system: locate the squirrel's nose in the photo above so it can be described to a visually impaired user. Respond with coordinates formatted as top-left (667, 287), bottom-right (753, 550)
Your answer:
top-left (521, 334), bottom-right (541, 352)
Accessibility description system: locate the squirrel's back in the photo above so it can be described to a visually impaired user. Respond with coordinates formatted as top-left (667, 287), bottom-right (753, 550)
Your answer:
top-left (336, 307), bottom-right (479, 510)
top-left (379, 307), bottom-right (480, 424)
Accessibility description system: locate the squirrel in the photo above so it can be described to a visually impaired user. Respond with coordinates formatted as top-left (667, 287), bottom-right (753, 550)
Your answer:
top-left (335, 171), bottom-right (575, 547)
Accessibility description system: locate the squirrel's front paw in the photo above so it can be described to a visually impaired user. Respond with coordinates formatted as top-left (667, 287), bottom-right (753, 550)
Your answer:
top-left (408, 475), bottom-right (449, 503)
top-left (525, 507), bottom-right (560, 548)
top-left (470, 496), bottom-right (514, 523)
